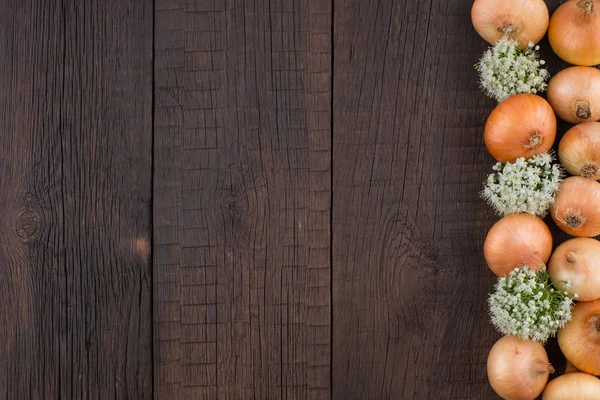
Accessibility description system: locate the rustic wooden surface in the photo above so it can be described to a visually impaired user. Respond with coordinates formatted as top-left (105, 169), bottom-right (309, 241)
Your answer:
top-left (331, 0), bottom-right (498, 398)
top-left (0, 0), bottom-right (153, 398)
top-left (154, 0), bottom-right (331, 398)
top-left (0, 0), bottom-right (575, 398)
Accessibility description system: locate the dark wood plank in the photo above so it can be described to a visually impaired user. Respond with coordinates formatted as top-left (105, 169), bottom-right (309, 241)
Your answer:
top-left (153, 0), bottom-right (332, 398)
top-left (332, 0), bottom-right (507, 398)
top-left (0, 0), bottom-right (153, 398)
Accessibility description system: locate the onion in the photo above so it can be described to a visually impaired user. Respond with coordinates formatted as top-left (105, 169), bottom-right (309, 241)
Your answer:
top-left (548, 238), bottom-right (600, 301)
top-left (471, 0), bottom-right (549, 50)
top-left (559, 122), bottom-right (600, 179)
top-left (548, 0), bottom-right (600, 66)
top-left (543, 373), bottom-right (600, 399)
top-left (547, 67), bottom-right (600, 124)
top-left (487, 335), bottom-right (553, 400)
top-left (551, 177), bottom-right (600, 237)
top-left (558, 299), bottom-right (600, 375)
top-left (484, 94), bottom-right (556, 163)
top-left (484, 214), bottom-right (552, 277)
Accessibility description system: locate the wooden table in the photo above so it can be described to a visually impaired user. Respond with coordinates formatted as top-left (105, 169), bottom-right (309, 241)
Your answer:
top-left (0, 0), bottom-right (571, 398)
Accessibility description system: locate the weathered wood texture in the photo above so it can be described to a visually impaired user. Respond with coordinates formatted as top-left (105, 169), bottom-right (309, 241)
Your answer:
top-left (0, 0), bottom-right (153, 398)
top-left (0, 0), bottom-right (573, 398)
top-left (153, 0), bottom-right (331, 398)
top-left (332, 1), bottom-right (510, 398)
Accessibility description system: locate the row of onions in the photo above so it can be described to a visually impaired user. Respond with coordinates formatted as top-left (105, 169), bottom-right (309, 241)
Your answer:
top-left (472, 0), bottom-right (600, 398)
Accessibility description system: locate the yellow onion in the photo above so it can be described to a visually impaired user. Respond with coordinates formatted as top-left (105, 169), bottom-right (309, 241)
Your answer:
top-left (488, 335), bottom-right (553, 400)
top-left (471, 0), bottom-right (549, 49)
top-left (548, 0), bottom-right (600, 66)
top-left (547, 67), bottom-right (600, 124)
top-left (559, 122), bottom-right (600, 179)
top-left (543, 373), bottom-right (600, 399)
top-left (484, 214), bottom-right (552, 277)
top-left (551, 177), bottom-right (600, 237)
top-left (484, 94), bottom-right (556, 163)
top-left (548, 238), bottom-right (600, 301)
top-left (558, 299), bottom-right (600, 375)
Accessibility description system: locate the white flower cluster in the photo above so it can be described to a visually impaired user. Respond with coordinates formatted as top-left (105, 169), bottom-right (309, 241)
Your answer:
top-left (481, 152), bottom-right (563, 217)
top-left (489, 267), bottom-right (576, 343)
top-left (475, 37), bottom-right (550, 103)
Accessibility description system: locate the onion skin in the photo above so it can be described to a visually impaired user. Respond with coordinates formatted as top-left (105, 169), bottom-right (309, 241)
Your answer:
top-left (559, 122), bottom-right (600, 180)
top-left (484, 94), bottom-right (556, 163)
top-left (548, 0), bottom-right (600, 66)
top-left (471, 0), bottom-right (549, 50)
top-left (551, 177), bottom-right (600, 237)
top-left (548, 238), bottom-right (600, 301)
top-left (488, 335), bottom-right (553, 400)
top-left (542, 373), bottom-right (600, 399)
top-left (558, 299), bottom-right (600, 375)
top-left (547, 67), bottom-right (600, 124)
top-left (484, 214), bottom-right (552, 277)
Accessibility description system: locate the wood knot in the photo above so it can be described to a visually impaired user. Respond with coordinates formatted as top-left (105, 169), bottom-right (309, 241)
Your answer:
top-left (15, 211), bottom-right (40, 240)
top-left (134, 237), bottom-right (150, 264)
top-left (220, 179), bottom-right (246, 219)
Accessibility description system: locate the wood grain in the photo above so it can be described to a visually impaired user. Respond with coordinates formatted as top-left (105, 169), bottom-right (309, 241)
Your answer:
top-left (0, 0), bottom-right (153, 398)
top-left (0, 0), bottom-right (575, 397)
top-left (332, 1), bottom-right (507, 398)
top-left (153, 0), bottom-right (332, 398)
